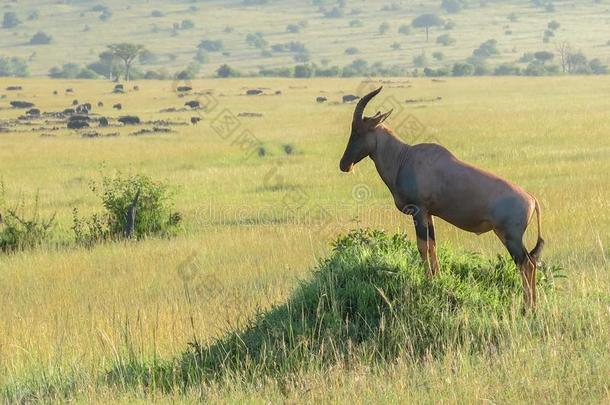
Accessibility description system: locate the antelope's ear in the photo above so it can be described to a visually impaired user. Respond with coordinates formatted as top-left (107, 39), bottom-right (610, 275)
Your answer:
top-left (370, 109), bottom-right (393, 127)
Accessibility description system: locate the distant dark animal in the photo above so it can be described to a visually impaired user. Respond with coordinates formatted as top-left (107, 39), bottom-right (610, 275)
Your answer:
top-left (65, 88), bottom-right (74, 93)
top-left (191, 117), bottom-right (201, 125)
top-left (316, 96), bottom-right (328, 103)
top-left (275, 90), bottom-right (282, 95)
top-left (10, 101), bottom-right (35, 109)
top-left (133, 85), bottom-right (139, 91)
top-left (339, 87), bottom-right (544, 309)
top-left (185, 100), bottom-right (200, 109)
top-left (6, 86), bottom-right (22, 91)
top-left (246, 89), bottom-right (263, 96)
top-left (53, 90), bottom-right (58, 95)
top-left (113, 103), bottom-right (122, 110)
top-left (176, 86), bottom-right (192, 92)
top-left (342, 94), bottom-right (360, 103)
top-left (69, 115), bottom-right (90, 122)
top-left (98, 117), bottom-right (109, 127)
top-left (26, 108), bottom-right (40, 116)
top-left (67, 120), bottom-right (89, 129)
top-left (118, 115), bottom-right (140, 125)
top-left (72, 99), bottom-right (79, 106)
top-left (97, 101), bottom-right (104, 107)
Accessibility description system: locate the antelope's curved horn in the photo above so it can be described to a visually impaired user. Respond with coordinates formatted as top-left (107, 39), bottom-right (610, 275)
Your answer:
top-left (353, 87), bottom-right (383, 125)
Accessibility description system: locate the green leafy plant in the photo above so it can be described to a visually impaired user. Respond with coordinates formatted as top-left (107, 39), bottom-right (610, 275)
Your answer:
top-left (0, 181), bottom-right (56, 253)
top-left (73, 173), bottom-right (181, 245)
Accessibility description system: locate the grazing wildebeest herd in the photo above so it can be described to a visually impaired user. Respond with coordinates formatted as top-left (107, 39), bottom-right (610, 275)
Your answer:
top-left (340, 87), bottom-right (544, 308)
top-left (0, 84), bottom-right (201, 136)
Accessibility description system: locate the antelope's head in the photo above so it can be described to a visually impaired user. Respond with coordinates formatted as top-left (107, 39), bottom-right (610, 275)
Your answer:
top-left (339, 87), bottom-right (392, 173)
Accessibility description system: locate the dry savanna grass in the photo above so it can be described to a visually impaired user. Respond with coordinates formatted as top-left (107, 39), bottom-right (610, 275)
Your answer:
top-left (0, 76), bottom-right (609, 402)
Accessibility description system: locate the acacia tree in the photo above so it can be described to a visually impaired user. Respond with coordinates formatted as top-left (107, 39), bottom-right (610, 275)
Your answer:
top-left (412, 14), bottom-right (444, 42)
top-left (2, 12), bottom-right (20, 29)
top-left (107, 43), bottom-right (145, 81)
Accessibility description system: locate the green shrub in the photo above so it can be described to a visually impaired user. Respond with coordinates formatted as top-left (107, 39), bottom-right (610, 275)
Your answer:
top-left (216, 64), bottom-right (240, 78)
top-left (436, 33), bottom-right (455, 46)
top-left (0, 184), bottom-right (56, 253)
top-left (379, 22), bottom-right (390, 34)
top-left (413, 52), bottom-right (428, 67)
top-left (433, 51), bottom-right (444, 60)
top-left (473, 39), bottom-right (499, 59)
top-left (452, 62), bottom-right (474, 76)
top-left (72, 173), bottom-right (180, 246)
top-left (398, 24), bottom-right (411, 35)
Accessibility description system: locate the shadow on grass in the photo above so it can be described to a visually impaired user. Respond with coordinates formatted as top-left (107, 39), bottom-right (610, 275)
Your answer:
top-left (103, 229), bottom-right (562, 393)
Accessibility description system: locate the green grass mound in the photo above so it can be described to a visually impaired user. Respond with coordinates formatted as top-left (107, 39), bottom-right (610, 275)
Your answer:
top-left (102, 229), bottom-right (561, 393)
top-left (158, 229), bottom-right (554, 387)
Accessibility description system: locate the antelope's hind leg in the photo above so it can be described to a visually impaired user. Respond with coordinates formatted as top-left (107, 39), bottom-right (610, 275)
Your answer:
top-left (502, 235), bottom-right (537, 309)
top-left (413, 211), bottom-right (437, 277)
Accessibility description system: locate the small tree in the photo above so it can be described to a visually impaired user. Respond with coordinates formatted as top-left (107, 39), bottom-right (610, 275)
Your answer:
top-left (589, 59), bottom-right (608, 75)
top-left (452, 62), bottom-right (473, 76)
top-left (436, 34), bottom-right (455, 46)
top-left (398, 24), bottom-right (411, 35)
top-left (0, 56), bottom-right (29, 77)
top-left (2, 12), bottom-right (20, 29)
top-left (287, 24), bottom-right (300, 33)
top-left (441, 0), bottom-right (465, 14)
top-left (379, 22), bottom-right (390, 35)
top-left (534, 51), bottom-right (554, 64)
top-left (472, 39), bottom-right (499, 59)
top-left (413, 52), bottom-right (428, 67)
top-left (412, 14), bottom-right (444, 42)
top-left (246, 33), bottom-right (267, 49)
top-left (198, 39), bottom-right (224, 52)
top-left (216, 64), bottom-right (239, 78)
top-left (107, 43), bottom-right (145, 81)
top-left (294, 64), bottom-right (314, 78)
top-left (181, 20), bottom-right (194, 30)
top-left (29, 31), bottom-right (52, 45)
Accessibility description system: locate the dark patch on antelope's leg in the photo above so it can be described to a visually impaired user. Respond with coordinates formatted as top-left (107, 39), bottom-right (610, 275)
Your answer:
top-left (427, 215), bottom-right (440, 276)
top-left (505, 237), bottom-right (536, 309)
top-left (413, 212), bottom-right (433, 277)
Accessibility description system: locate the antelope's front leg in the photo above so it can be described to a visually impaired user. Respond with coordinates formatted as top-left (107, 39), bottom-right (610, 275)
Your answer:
top-left (426, 214), bottom-right (440, 276)
top-left (413, 212), bottom-right (434, 277)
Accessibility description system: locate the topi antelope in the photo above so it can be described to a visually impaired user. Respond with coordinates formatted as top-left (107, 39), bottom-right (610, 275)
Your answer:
top-left (340, 87), bottom-right (544, 308)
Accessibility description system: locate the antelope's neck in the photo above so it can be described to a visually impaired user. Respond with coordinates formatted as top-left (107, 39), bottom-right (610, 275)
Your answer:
top-left (370, 127), bottom-right (409, 189)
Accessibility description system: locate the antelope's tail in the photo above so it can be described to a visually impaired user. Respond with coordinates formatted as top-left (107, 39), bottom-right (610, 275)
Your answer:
top-left (529, 198), bottom-right (545, 263)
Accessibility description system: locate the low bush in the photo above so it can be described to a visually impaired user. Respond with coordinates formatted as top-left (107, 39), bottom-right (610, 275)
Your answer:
top-left (72, 173), bottom-right (181, 246)
top-left (0, 183), bottom-right (56, 253)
